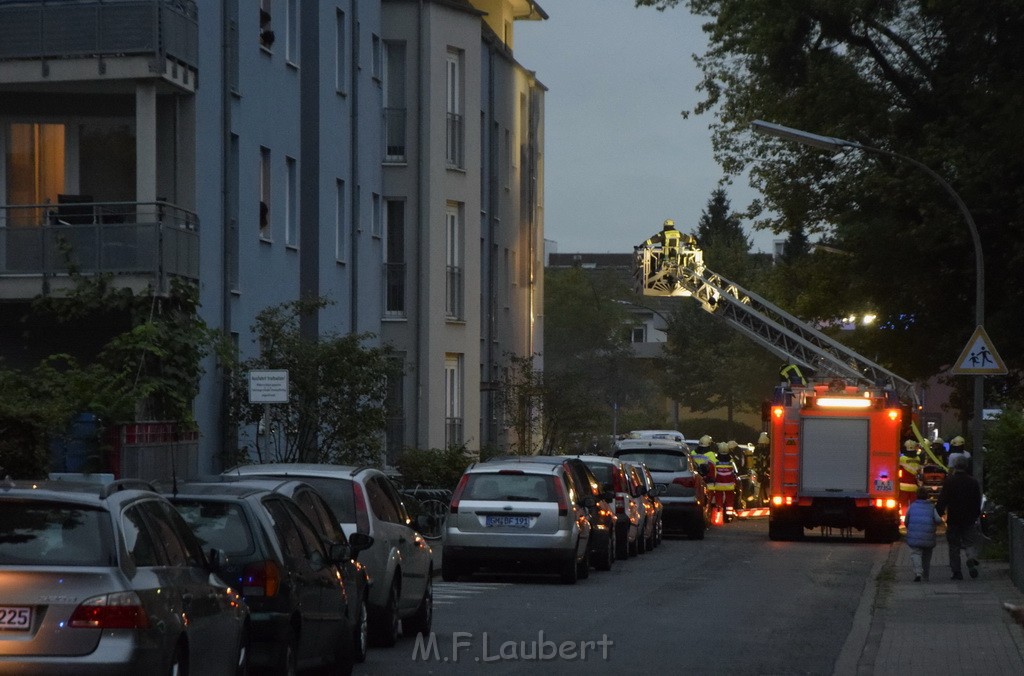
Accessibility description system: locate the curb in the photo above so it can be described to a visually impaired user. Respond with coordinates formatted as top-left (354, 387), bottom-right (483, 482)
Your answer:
top-left (832, 542), bottom-right (893, 675)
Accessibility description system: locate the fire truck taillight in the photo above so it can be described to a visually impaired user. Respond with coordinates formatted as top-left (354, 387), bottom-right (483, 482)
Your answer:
top-left (873, 498), bottom-right (898, 509)
top-left (886, 408), bottom-right (900, 421)
top-left (772, 406), bottom-right (784, 419)
top-left (771, 495), bottom-right (793, 506)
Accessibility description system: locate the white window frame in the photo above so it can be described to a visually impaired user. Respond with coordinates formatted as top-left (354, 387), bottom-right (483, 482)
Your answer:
top-left (285, 156), bottom-right (297, 246)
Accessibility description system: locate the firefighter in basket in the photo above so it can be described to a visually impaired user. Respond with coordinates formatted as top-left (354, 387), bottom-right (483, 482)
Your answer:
top-left (709, 442), bottom-right (739, 523)
top-left (898, 439), bottom-right (923, 518)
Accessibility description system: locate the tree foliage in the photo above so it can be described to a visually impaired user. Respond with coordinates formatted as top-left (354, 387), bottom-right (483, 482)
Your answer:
top-left (225, 297), bottom-right (400, 466)
top-left (636, 0), bottom-right (1024, 392)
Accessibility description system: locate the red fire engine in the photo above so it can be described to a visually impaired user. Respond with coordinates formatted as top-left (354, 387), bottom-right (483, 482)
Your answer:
top-left (634, 226), bottom-right (918, 542)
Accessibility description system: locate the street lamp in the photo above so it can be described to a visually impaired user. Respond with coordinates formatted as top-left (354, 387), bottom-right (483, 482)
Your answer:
top-left (751, 119), bottom-right (987, 480)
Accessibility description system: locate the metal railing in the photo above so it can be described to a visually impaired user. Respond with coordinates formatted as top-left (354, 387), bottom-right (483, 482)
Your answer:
top-left (385, 261), bottom-right (405, 314)
top-left (445, 417), bottom-right (464, 448)
top-left (445, 265), bottom-right (463, 319)
top-left (0, 0), bottom-right (197, 68)
top-left (0, 201), bottom-right (199, 292)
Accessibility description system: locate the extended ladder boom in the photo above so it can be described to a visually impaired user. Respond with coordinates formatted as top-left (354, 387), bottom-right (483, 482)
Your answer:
top-left (633, 240), bottom-right (920, 406)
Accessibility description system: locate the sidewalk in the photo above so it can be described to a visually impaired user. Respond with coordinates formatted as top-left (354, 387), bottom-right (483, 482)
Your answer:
top-left (835, 535), bottom-right (1024, 675)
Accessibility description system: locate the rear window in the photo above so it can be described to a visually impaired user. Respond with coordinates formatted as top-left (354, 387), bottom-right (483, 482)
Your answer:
top-left (463, 473), bottom-right (555, 502)
top-left (618, 452), bottom-right (689, 473)
top-left (583, 463), bottom-right (613, 486)
top-left (0, 501), bottom-right (112, 566)
top-left (296, 477), bottom-right (357, 523)
top-left (174, 500), bottom-right (255, 556)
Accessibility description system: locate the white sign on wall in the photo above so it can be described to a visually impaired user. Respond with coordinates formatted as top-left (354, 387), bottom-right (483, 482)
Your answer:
top-left (248, 370), bottom-right (289, 403)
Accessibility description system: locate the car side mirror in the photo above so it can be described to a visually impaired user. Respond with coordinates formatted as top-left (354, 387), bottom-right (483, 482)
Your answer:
top-left (328, 541), bottom-right (351, 564)
top-left (348, 532), bottom-right (374, 560)
top-left (207, 547), bottom-right (226, 574)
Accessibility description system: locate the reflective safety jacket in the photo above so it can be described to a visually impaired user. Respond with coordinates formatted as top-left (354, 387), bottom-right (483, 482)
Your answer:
top-left (708, 460), bottom-right (737, 491)
top-left (898, 455), bottom-right (922, 493)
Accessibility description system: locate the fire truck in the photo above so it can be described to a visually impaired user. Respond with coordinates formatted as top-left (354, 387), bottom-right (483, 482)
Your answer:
top-left (633, 230), bottom-right (918, 542)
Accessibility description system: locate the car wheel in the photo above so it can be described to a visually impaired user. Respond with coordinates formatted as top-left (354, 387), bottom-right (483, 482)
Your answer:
top-left (576, 550), bottom-right (590, 580)
top-left (370, 578), bottom-right (401, 647)
top-left (277, 629), bottom-right (299, 676)
top-left (615, 529), bottom-right (629, 560)
top-left (654, 518), bottom-right (663, 546)
top-left (560, 545), bottom-right (579, 584)
top-left (170, 640), bottom-right (188, 676)
top-left (628, 533), bottom-right (638, 557)
top-left (637, 528), bottom-right (647, 554)
top-left (596, 532), bottom-right (614, 571)
top-left (352, 598), bottom-right (369, 663)
top-left (404, 574), bottom-right (433, 637)
top-left (689, 516), bottom-right (706, 540)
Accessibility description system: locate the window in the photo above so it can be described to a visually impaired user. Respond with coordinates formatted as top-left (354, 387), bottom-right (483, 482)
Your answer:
top-left (384, 354), bottom-right (405, 466)
top-left (385, 199), bottom-right (405, 315)
top-left (285, 0), bottom-right (298, 64)
top-left (384, 41), bottom-right (406, 161)
top-left (285, 156), bottom-right (297, 246)
top-left (122, 507), bottom-right (159, 567)
top-left (371, 34), bottom-right (382, 80)
top-left (335, 178), bottom-right (347, 261)
top-left (263, 499), bottom-right (307, 560)
top-left (445, 50), bottom-right (464, 168)
top-left (335, 9), bottom-right (346, 92)
top-left (282, 501), bottom-right (327, 558)
top-left (371, 192), bottom-right (382, 237)
top-left (5, 123), bottom-right (65, 226)
top-left (631, 325), bottom-right (646, 343)
top-left (366, 478), bottom-right (401, 524)
top-left (259, 0), bottom-right (275, 49)
top-left (293, 489), bottom-right (348, 545)
top-left (445, 203), bottom-right (463, 319)
top-left (445, 354), bottom-right (463, 447)
top-left (259, 146), bottom-right (271, 239)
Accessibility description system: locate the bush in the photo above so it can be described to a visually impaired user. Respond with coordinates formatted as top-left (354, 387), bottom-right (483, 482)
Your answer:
top-left (395, 446), bottom-right (475, 491)
top-left (982, 405), bottom-right (1024, 514)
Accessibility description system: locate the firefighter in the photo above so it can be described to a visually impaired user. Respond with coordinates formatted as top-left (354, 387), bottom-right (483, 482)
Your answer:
top-left (753, 432), bottom-right (771, 505)
top-left (709, 443), bottom-right (739, 522)
top-left (899, 439), bottom-right (923, 518)
top-left (947, 436), bottom-right (971, 474)
top-left (728, 440), bottom-right (752, 507)
top-left (691, 435), bottom-right (717, 481)
top-left (779, 363), bottom-right (807, 386)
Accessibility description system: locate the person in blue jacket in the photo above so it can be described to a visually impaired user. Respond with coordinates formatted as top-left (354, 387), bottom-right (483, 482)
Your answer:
top-left (905, 485), bottom-right (943, 581)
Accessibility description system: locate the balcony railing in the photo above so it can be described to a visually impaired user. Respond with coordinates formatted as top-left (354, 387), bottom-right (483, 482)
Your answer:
top-left (0, 200), bottom-right (199, 296)
top-left (446, 112), bottom-right (464, 168)
top-left (385, 261), bottom-right (405, 314)
top-left (0, 0), bottom-right (199, 69)
top-left (445, 417), bottom-right (464, 448)
top-left (384, 107), bottom-right (406, 162)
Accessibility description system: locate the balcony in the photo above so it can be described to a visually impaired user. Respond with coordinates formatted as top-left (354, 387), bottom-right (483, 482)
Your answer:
top-left (0, 0), bottom-right (198, 93)
top-left (0, 200), bottom-right (199, 298)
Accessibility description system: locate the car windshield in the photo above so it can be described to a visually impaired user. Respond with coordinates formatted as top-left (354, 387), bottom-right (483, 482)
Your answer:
top-left (174, 500), bottom-right (255, 556)
top-left (618, 452), bottom-right (688, 473)
top-left (464, 473), bottom-right (555, 501)
top-left (0, 501), bottom-right (112, 566)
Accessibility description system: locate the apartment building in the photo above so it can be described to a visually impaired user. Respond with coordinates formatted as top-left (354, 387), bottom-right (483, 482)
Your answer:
top-left (0, 0), bottom-right (544, 475)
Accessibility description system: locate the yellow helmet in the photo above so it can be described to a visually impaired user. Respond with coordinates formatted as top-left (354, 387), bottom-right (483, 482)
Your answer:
top-left (663, 218), bottom-right (676, 229)
top-left (727, 440), bottom-right (738, 450)
top-left (934, 437), bottom-right (945, 445)
top-left (758, 432), bottom-right (769, 444)
top-left (699, 435), bottom-right (712, 447)
top-left (904, 440), bottom-right (918, 451)
top-left (951, 435), bottom-right (965, 446)
top-left (717, 442), bottom-right (729, 453)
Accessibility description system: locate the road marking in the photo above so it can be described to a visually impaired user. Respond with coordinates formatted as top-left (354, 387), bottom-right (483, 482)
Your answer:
top-left (433, 581), bottom-right (511, 605)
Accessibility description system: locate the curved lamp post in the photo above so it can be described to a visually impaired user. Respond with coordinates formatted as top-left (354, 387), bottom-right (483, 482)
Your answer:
top-left (750, 119), bottom-right (986, 481)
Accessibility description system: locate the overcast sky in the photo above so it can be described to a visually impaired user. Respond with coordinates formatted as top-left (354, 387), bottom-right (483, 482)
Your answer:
top-left (514, 0), bottom-right (776, 255)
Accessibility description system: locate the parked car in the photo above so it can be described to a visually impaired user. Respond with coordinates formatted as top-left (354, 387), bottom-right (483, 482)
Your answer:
top-left (442, 460), bottom-right (593, 584)
top-left (165, 480), bottom-right (362, 673)
top-left (635, 463), bottom-right (665, 548)
top-left (624, 463), bottom-right (655, 555)
top-left (484, 455), bottom-right (616, 572)
top-left (918, 464), bottom-right (946, 503)
top-left (616, 437), bottom-right (710, 540)
top-left (0, 477), bottom-right (249, 675)
top-left (223, 464), bottom-right (434, 647)
top-left (626, 429), bottom-right (688, 444)
top-left (576, 455), bottom-right (641, 560)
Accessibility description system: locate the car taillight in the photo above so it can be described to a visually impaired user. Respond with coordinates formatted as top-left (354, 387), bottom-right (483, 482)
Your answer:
top-left (612, 469), bottom-right (624, 493)
top-left (552, 477), bottom-right (568, 517)
top-left (450, 474), bottom-right (470, 514)
top-left (614, 496), bottom-right (625, 514)
top-left (242, 560), bottom-right (282, 597)
top-left (353, 481), bottom-right (370, 533)
top-left (68, 591), bottom-right (149, 629)
top-left (673, 476), bottom-right (695, 488)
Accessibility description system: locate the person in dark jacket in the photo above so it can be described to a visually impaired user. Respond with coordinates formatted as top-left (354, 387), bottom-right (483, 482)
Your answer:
top-left (935, 455), bottom-right (983, 580)
top-left (905, 486), bottom-right (943, 581)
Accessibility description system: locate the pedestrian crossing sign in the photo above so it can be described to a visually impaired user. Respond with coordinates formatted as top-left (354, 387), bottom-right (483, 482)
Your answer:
top-left (950, 325), bottom-right (1007, 375)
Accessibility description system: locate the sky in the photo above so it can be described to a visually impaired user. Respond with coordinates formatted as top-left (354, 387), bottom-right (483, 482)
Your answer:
top-left (513, 0), bottom-right (777, 255)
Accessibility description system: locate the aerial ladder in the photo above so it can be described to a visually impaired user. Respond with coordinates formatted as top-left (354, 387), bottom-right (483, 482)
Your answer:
top-left (632, 236), bottom-right (920, 408)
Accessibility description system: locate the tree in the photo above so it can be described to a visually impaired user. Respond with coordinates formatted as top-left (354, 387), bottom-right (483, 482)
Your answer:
top-left (494, 352), bottom-right (544, 455)
top-left (225, 298), bottom-right (400, 466)
top-left (635, 0), bottom-right (1024, 390)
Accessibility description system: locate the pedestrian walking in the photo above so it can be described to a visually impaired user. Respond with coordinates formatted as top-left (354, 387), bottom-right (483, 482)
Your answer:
top-left (905, 486), bottom-right (943, 581)
top-left (935, 455), bottom-right (983, 580)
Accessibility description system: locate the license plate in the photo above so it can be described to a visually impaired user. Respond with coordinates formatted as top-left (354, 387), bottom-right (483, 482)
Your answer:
top-left (485, 515), bottom-right (531, 528)
top-left (0, 607), bottom-right (32, 631)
